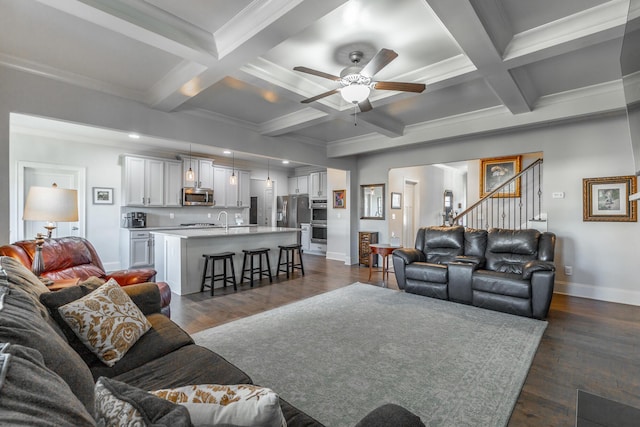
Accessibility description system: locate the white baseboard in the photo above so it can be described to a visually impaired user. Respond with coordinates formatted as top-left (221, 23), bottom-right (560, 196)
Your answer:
top-left (325, 251), bottom-right (346, 263)
top-left (555, 280), bottom-right (640, 306)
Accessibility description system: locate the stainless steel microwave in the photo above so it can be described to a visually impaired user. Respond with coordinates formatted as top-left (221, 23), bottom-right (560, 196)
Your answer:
top-left (182, 187), bottom-right (214, 206)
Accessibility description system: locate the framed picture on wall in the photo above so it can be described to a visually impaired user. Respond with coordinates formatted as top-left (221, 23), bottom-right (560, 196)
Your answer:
top-left (480, 156), bottom-right (522, 198)
top-left (583, 175), bottom-right (637, 222)
top-left (93, 187), bottom-right (113, 205)
top-left (333, 189), bottom-right (346, 209)
top-left (391, 192), bottom-right (402, 209)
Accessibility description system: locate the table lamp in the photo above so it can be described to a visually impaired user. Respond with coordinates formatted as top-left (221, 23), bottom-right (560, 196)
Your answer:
top-left (23, 183), bottom-right (79, 276)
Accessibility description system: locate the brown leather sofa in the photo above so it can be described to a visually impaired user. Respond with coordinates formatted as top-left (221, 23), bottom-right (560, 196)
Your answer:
top-left (0, 236), bottom-right (172, 317)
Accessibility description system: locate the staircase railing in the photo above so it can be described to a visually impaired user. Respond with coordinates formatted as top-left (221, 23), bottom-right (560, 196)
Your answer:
top-left (452, 158), bottom-right (544, 230)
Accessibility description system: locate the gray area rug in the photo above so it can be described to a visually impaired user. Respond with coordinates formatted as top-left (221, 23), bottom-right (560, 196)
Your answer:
top-left (193, 283), bottom-right (547, 427)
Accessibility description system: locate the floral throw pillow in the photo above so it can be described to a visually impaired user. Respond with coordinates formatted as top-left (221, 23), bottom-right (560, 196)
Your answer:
top-left (58, 279), bottom-right (151, 367)
top-left (152, 384), bottom-right (287, 427)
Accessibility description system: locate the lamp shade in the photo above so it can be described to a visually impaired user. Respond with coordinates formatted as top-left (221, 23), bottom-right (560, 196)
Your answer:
top-left (23, 185), bottom-right (79, 222)
top-left (341, 84), bottom-right (370, 104)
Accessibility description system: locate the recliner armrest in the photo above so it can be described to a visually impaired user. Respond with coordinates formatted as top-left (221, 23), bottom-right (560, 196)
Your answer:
top-left (121, 282), bottom-right (162, 316)
top-left (452, 255), bottom-right (485, 268)
top-left (522, 260), bottom-right (555, 280)
top-left (106, 268), bottom-right (157, 286)
top-left (392, 248), bottom-right (425, 265)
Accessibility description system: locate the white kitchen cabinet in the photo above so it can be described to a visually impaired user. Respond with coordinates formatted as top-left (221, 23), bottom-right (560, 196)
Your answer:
top-left (288, 176), bottom-right (309, 194)
top-left (213, 166), bottom-right (228, 207)
top-left (309, 171), bottom-right (327, 199)
top-left (164, 161), bottom-right (183, 207)
top-left (182, 157), bottom-right (214, 188)
top-left (120, 230), bottom-right (154, 268)
top-left (213, 166), bottom-right (250, 207)
top-left (237, 170), bottom-right (250, 207)
top-left (123, 156), bottom-right (164, 206)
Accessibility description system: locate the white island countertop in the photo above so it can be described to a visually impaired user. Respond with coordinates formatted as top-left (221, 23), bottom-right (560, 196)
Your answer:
top-left (150, 226), bottom-right (299, 239)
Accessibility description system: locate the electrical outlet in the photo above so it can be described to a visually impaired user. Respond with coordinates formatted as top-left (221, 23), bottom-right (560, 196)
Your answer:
top-left (207, 213), bottom-right (212, 218)
top-left (552, 192), bottom-right (565, 199)
top-left (169, 213), bottom-right (174, 219)
top-left (392, 213), bottom-right (396, 220)
top-left (564, 266), bottom-right (573, 276)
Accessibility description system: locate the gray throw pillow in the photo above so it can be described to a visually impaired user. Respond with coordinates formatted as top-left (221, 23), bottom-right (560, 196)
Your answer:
top-left (0, 343), bottom-right (95, 427)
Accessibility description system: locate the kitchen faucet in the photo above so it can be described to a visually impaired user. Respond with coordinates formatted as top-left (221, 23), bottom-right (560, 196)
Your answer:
top-left (217, 211), bottom-right (228, 231)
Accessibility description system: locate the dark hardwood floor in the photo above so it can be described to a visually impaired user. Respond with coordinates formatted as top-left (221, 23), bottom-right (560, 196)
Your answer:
top-left (169, 254), bottom-right (640, 426)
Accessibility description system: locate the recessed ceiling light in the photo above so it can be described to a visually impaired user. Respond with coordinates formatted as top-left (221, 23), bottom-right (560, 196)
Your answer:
top-left (282, 160), bottom-right (290, 164)
top-left (128, 133), bottom-right (140, 139)
top-left (223, 150), bottom-right (231, 154)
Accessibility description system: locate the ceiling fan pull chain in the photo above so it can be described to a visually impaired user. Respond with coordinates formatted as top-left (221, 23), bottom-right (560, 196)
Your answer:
top-left (354, 103), bottom-right (358, 126)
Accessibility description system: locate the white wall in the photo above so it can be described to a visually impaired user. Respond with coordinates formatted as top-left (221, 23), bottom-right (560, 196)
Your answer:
top-left (359, 114), bottom-right (640, 306)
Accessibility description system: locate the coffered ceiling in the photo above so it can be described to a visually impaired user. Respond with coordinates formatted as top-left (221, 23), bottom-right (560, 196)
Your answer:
top-left (0, 0), bottom-right (632, 159)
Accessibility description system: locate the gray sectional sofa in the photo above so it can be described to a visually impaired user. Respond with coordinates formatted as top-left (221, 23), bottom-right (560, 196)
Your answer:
top-left (0, 256), bottom-right (424, 426)
top-left (392, 226), bottom-right (556, 319)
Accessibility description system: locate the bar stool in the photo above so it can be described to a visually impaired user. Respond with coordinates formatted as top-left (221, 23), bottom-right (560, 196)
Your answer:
top-left (241, 248), bottom-right (272, 287)
top-left (276, 244), bottom-right (305, 278)
top-left (200, 252), bottom-right (237, 296)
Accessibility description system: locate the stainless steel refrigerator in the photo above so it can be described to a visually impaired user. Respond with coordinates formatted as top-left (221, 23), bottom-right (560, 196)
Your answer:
top-left (277, 194), bottom-right (310, 232)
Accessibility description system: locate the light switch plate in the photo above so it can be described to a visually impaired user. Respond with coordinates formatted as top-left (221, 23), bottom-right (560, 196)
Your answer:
top-left (552, 192), bottom-right (565, 199)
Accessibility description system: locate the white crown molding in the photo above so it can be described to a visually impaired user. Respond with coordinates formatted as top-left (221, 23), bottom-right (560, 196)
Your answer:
top-left (0, 53), bottom-right (146, 102)
top-left (503, 0), bottom-right (628, 62)
top-left (259, 108), bottom-right (329, 136)
top-left (214, 0), bottom-right (305, 59)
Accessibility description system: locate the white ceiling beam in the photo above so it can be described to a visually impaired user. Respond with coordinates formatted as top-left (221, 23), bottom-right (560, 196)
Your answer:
top-left (150, 0), bottom-right (349, 112)
top-left (426, 0), bottom-right (531, 114)
top-left (503, 0), bottom-right (628, 66)
top-left (36, 0), bottom-right (216, 63)
top-left (259, 108), bottom-right (331, 136)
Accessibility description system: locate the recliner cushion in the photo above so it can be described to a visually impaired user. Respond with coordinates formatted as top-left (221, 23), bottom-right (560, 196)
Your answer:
top-left (485, 228), bottom-right (540, 274)
top-left (421, 226), bottom-right (464, 264)
top-left (472, 270), bottom-right (531, 299)
top-left (405, 262), bottom-right (448, 283)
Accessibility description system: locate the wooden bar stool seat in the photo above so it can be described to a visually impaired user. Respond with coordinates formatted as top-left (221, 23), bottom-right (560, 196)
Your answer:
top-left (276, 244), bottom-right (304, 278)
top-left (200, 251), bottom-right (237, 296)
top-left (241, 248), bottom-right (272, 287)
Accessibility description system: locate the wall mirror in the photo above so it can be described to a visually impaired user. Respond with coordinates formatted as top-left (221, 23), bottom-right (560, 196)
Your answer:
top-left (361, 184), bottom-right (385, 219)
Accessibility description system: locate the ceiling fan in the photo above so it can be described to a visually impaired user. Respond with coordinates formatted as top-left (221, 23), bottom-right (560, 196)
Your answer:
top-left (293, 48), bottom-right (425, 112)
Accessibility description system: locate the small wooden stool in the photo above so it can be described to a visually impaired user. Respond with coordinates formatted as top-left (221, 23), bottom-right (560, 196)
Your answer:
top-left (200, 252), bottom-right (237, 296)
top-left (241, 248), bottom-right (272, 287)
top-left (276, 244), bottom-right (304, 278)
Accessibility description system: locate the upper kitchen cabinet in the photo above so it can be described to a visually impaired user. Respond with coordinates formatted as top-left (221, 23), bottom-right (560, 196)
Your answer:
top-left (309, 171), bottom-right (327, 199)
top-left (164, 160), bottom-right (183, 207)
top-left (213, 166), bottom-right (250, 207)
top-left (122, 156), bottom-right (164, 207)
top-left (182, 156), bottom-right (214, 189)
top-left (288, 176), bottom-right (309, 195)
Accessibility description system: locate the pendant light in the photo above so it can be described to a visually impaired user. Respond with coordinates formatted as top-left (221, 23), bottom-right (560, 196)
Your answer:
top-left (229, 152), bottom-right (237, 185)
top-left (266, 159), bottom-right (272, 188)
top-left (185, 144), bottom-right (195, 182)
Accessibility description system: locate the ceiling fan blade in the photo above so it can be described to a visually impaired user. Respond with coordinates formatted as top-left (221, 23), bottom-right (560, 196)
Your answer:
top-left (361, 48), bottom-right (398, 77)
top-left (358, 99), bottom-right (373, 112)
top-left (301, 89), bottom-right (340, 103)
top-left (293, 66), bottom-right (340, 81)
top-left (375, 81), bottom-right (426, 93)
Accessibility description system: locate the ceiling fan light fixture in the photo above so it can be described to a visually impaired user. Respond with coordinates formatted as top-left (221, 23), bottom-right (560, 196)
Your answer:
top-left (341, 84), bottom-right (370, 104)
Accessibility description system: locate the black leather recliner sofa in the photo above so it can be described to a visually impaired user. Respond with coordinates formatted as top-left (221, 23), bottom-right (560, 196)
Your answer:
top-left (392, 226), bottom-right (556, 319)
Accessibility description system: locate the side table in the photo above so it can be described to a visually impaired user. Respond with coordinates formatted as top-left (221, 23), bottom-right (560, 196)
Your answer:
top-left (368, 244), bottom-right (402, 285)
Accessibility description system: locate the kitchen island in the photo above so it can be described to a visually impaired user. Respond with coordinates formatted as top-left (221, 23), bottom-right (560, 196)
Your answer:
top-left (151, 226), bottom-right (299, 295)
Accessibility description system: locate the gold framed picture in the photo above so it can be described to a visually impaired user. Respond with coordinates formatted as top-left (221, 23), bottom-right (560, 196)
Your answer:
top-left (333, 189), bottom-right (346, 209)
top-left (480, 156), bottom-right (522, 198)
top-left (583, 175), bottom-right (637, 222)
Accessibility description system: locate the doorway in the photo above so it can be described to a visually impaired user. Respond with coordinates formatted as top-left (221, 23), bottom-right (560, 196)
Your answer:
top-left (17, 162), bottom-right (86, 240)
top-left (402, 180), bottom-right (418, 248)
